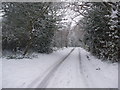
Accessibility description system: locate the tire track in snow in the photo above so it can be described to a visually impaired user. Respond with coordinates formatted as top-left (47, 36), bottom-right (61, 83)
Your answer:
top-left (78, 48), bottom-right (89, 87)
top-left (28, 48), bottom-right (75, 88)
top-left (37, 48), bottom-right (75, 88)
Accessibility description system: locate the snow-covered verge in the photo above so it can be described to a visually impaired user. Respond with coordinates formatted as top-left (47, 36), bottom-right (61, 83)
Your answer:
top-left (2, 48), bottom-right (73, 88)
top-left (79, 48), bottom-right (118, 88)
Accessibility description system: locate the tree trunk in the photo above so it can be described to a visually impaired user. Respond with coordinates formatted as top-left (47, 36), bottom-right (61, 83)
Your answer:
top-left (23, 38), bottom-right (33, 56)
top-left (23, 3), bottom-right (51, 56)
top-left (23, 20), bottom-right (33, 56)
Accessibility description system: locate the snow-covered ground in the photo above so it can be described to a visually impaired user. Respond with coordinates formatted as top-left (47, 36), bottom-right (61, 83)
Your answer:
top-left (2, 48), bottom-right (73, 88)
top-left (79, 48), bottom-right (118, 88)
top-left (46, 48), bottom-right (86, 88)
top-left (2, 47), bottom-right (118, 88)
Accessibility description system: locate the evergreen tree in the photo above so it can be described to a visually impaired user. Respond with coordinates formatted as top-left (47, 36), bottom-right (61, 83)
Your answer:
top-left (82, 2), bottom-right (119, 62)
top-left (2, 2), bottom-right (59, 55)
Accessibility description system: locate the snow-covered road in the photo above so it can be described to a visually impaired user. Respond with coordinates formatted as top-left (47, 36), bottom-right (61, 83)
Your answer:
top-left (30, 48), bottom-right (75, 88)
top-left (45, 48), bottom-right (86, 88)
top-left (2, 47), bottom-right (118, 88)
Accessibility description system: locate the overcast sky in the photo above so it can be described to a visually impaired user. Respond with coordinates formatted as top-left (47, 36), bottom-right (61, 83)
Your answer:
top-left (61, 5), bottom-right (82, 29)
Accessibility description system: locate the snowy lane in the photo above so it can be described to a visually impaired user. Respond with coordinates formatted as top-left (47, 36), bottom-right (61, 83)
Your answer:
top-left (28, 48), bottom-right (75, 88)
top-left (46, 48), bottom-right (87, 88)
top-left (3, 47), bottom-right (118, 88)
top-left (39, 47), bottom-right (118, 88)
top-left (36, 48), bottom-right (75, 88)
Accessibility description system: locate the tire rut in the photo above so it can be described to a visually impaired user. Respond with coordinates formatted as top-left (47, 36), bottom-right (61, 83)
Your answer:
top-left (78, 48), bottom-right (89, 87)
top-left (28, 48), bottom-right (75, 88)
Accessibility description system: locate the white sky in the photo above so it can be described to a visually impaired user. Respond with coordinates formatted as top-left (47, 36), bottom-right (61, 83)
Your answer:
top-left (61, 6), bottom-right (82, 29)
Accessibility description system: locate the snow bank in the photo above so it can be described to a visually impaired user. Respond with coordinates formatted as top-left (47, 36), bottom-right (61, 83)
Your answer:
top-left (80, 48), bottom-right (118, 88)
